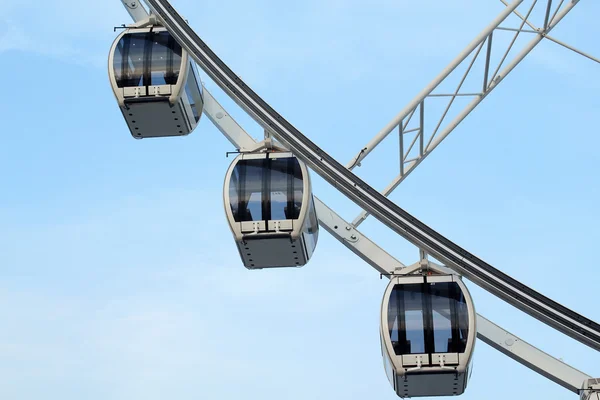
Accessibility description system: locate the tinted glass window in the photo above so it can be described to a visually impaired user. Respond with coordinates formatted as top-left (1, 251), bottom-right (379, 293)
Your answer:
top-left (300, 196), bottom-right (319, 259)
top-left (113, 31), bottom-right (182, 89)
top-left (388, 287), bottom-right (400, 344)
top-left (430, 283), bottom-right (454, 353)
top-left (247, 192), bottom-right (263, 222)
top-left (270, 158), bottom-right (303, 221)
top-left (229, 159), bottom-right (264, 222)
top-left (388, 284), bottom-right (425, 355)
top-left (184, 63), bottom-right (202, 123)
top-left (184, 86), bottom-right (200, 122)
top-left (149, 31), bottom-right (182, 86)
top-left (387, 281), bottom-right (468, 357)
top-left (456, 288), bottom-right (469, 348)
top-left (229, 157), bottom-right (304, 224)
top-left (403, 285), bottom-right (426, 354)
top-left (113, 33), bottom-right (146, 88)
top-left (229, 167), bottom-right (240, 220)
top-left (307, 197), bottom-right (318, 236)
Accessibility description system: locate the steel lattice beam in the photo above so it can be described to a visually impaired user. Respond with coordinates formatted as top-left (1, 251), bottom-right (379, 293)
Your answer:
top-left (349, 0), bottom-right (585, 227)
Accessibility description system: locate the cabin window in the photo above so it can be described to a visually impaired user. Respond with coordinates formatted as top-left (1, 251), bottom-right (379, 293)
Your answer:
top-left (230, 157), bottom-right (303, 227)
top-left (388, 281), bottom-right (468, 356)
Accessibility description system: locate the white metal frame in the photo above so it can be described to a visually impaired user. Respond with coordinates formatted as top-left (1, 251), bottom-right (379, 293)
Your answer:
top-left (144, 0), bottom-right (600, 353)
top-left (205, 87), bottom-right (593, 393)
top-left (117, 0), bottom-right (598, 396)
top-left (348, 0), bottom-right (598, 227)
top-left (200, 91), bottom-right (593, 394)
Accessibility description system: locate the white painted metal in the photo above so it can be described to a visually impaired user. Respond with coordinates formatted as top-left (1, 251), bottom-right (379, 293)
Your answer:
top-left (202, 89), bottom-right (256, 151)
top-left (203, 83), bottom-right (588, 394)
top-left (350, 0), bottom-right (583, 227)
top-left (202, 85), bottom-right (404, 274)
top-left (206, 93), bottom-right (456, 276)
top-left (144, 0), bottom-right (600, 351)
top-left (117, 0), bottom-right (596, 394)
top-left (345, 0), bottom-right (523, 171)
top-left (581, 379), bottom-right (600, 400)
top-left (500, 0), bottom-right (599, 65)
top-left (545, 35), bottom-right (600, 65)
top-left (120, 0), bottom-right (149, 21)
top-left (477, 315), bottom-right (590, 393)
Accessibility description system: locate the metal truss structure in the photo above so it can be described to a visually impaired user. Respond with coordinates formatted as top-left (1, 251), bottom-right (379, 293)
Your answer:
top-left (347, 0), bottom-right (600, 227)
top-left (118, 0), bottom-right (599, 396)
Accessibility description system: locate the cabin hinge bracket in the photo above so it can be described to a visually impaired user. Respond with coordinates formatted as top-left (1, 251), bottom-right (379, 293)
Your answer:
top-left (126, 15), bottom-right (159, 29)
top-left (581, 379), bottom-right (600, 400)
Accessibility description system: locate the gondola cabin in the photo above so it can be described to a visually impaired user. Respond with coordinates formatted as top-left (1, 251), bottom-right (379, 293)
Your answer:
top-left (380, 269), bottom-right (476, 397)
top-left (108, 25), bottom-right (203, 139)
top-left (223, 151), bottom-right (319, 269)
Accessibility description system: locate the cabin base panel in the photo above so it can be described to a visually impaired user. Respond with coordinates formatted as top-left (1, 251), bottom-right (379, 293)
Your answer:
top-left (238, 237), bottom-right (308, 269)
top-left (396, 372), bottom-right (466, 398)
top-left (122, 100), bottom-right (191, 138)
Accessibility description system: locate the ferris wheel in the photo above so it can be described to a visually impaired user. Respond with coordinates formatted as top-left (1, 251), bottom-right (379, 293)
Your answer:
top-left (110, 1), bottom-right (600, 398)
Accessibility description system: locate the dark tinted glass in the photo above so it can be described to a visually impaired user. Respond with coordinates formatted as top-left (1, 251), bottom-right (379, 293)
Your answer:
top-left (302, 196), bottom-right (319, 256)
top-left (229, 159), bottom-right (264, 222)
top-left (184, 64), bottom-right (202, 122)
top-left (404, 287), bottom-right (426, 354)
top-left (387, 281), bottom-right (468, 356)
top-left (229, 157), bottom-right (303, 224)
top-left (456, 288), bottom-right (469, 347)
top-left (113, 33), bottom-right (146, 88)
top-left (430, 283), bottom-right (455, 353)
top-left (388, 284), bottom-right (425, 355)
top-left (270, 158), bottom-right (303, 220)
top-left (113, 31), bottom-right (182, 89)
top-left (149, 31), bottom-right (182, 86)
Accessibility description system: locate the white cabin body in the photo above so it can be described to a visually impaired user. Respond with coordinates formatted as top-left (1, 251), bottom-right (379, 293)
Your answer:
top-left (223, 151), bottom-right (319, 269)
top-left (108, 25), bottom-right (203, 139)
top-left (380, 271), bottom-right (476, 397)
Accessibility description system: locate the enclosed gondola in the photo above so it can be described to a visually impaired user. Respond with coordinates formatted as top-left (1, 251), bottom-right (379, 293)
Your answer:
top-left (223, 151), bottom-right (319, 269)
top-left (380, 267), bottom-right (476, 398)
top-left (108, 23), bottom-right (203, 139)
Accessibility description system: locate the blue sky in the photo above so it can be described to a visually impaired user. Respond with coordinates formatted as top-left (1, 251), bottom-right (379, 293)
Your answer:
top-left (0, 1), bottom-right (599, 399)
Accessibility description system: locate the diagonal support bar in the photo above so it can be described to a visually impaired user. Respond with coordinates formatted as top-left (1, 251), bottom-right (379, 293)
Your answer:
top-left (545, 36), bottom-right (600, 64)
top-left (477, 315), bottom-right (590, 393)
top-left (120, 0), bottom-right (149, 21)
top-left (351, 0), bottom-right (581, 227)
top-left (121, 0), bottom-right (592, 391)
top-left (202, 86), bottom-right (404, 273)
top-left (501, 0), bottom-right (598, 65)
top-left (121, 0), bottom-right (405, 274)
top-left (202, 82), bottom-right (591, 394)
top-left (344, 0), bottom-right (523, 171)
top-left (489, 0), bottom-right (539, 85)
top-left (543, 0), bottom-right (554, 30)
